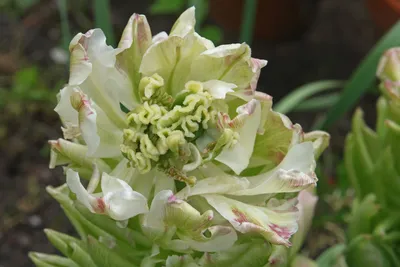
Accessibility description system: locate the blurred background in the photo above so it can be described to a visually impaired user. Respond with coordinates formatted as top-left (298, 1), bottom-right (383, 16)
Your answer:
top-left (0, 0), bottom-right (395, 266)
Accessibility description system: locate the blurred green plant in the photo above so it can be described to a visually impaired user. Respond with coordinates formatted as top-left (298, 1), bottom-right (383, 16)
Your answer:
top-left (317, 47), bottom-right (400, 267)
top-left (0, 67), bottom-right (56, 111)
top-left (274, 80), bottom-right (344, 114)
top-left (0, 0), bottom-right (39, 15)
top-left (57, 0), bottom-right (72, 51)
top-left (150, 0), bottom-right (223, 44)
top-left (94, 0), bottom-right (115, 46)
top-left (319, 21), bottom-right (400, 130)
top-left (239, 0), bottom-right (257, 45)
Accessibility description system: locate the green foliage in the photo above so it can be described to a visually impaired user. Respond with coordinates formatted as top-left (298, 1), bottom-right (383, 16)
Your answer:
top-left (150, 0), bottom-right (186, 15)
top-left (15, 0), bottom-right (39, 10)
top-left (200, 25), bottom-right (223, 44)
top-left (320, 21), bottom-right (400, 130)
top-left (0, 0), bottom-right (39, 15)
top-left (317, 47), bottom-right (400, 267)
top-left (274, 80), bottom-right (344, 114)
top-left (57, 0), bottom-right (71, 51)
top-left (0, 67), bottom-right (55, 109)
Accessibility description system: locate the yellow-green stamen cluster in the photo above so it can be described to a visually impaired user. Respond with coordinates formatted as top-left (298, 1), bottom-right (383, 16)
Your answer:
top-left (121, 74), bottom-right (217, 174)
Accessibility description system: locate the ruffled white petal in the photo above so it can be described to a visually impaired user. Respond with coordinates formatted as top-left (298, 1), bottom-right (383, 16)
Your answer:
top-left (66, 169), bottom-right (96, 212)
top-left (215, 100), bottom-right (262, 174)
top-left (101, 172), bottom-right (148, 221)
top-left (170, 7), bottom-right (196, 37)
top-left (183, 225), bottom-right (237, 252)
top-left (233, 142), bottom-right (317, 195)
top-left (204, 194), bottom-right (299, 247)
top-left (203, 80), bottom-right (237, 99)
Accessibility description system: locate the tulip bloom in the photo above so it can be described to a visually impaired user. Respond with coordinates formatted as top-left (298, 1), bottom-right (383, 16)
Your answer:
top-left (46, 6), bottom-right (329, 259)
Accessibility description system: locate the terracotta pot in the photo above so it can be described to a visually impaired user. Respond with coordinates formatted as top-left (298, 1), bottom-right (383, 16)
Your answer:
top-left (367, 0), bottom-right (400, 32)
top-left (209, 0), bottom-right (319, 42)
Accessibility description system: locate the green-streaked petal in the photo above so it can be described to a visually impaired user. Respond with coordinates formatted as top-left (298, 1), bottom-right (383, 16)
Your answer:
top-left (101, 172), bottom-right (149, 221)
top-left (69, 90), bottom-right (100, 156)
top-left (176, 175), bottom-right (249, 199)
top-left (203, 194), bottom-right (299, 246)
top-left (90, 103), bottom-right (123, 158)
top-left (233, 142), bottom-right (317, 195)
top-left (69, 31), bottom-right (93, 86)
top-left (289, 189), bottom-right (318, 257)
top-left (55, 86), bottom-right (79, 126)
top-left (248, 58), bottom-right (268, 92)
top-left (143, 190), bottom-right (235, 252)
top-left (303, 131), bottom-right (330, 159)
top-left (170, 7), bottom-right (196, 37)
top-left (48, 138), bottom-right (111, 175)
top-left (140, 33), bottom-right (212, 96)
top-left (189, 43), bottom-right (264, 92)
top-left (249, 110), bottom-right (303, 174)
top-left (154, 171), bottom-right (175, 194)
top-left (143, 190), bottom-right (173, 231)
top-left (70, 29), bottom-right (132, 126)
top-left (117, 13), bottom-right (152, 103)
top-left (215, 99), bottom-right (261, 174)
top-left (64, 88), bottom-right (122, 158)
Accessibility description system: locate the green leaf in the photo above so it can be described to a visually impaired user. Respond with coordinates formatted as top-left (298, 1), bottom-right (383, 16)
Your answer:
top-left (57, 0), bottom-right (71, 51)
top-left (348, 195), bottom-right (379, 240)
top-left (68, 241), bottom-right (97, 267)
top-left (15, 0), bottom-right (39, 11)
top-left (29, 252), bottom-right (79, 267)
top-left (320, 21), bottom-right (400, 130)
top-left (372, 148), bottom-right (400, 209)
top-left (345, 236), bottom-right (393, 267)
top-left (316, 243), bottom-right (346, 267)
top-left (86, 236), bottom-right (136, 267)
top-left (44, 229), bottom-right (81, 257)
top-left (274, 80), bottom-right (344, 114)
top-left (293, 93), bottom-right (340, 112)
top-left (94, 0), bottom-right (115, 46)
top-left (150, 0), bottom-right (185, 15)
top-left (239, 0), bottom-right (257, 45)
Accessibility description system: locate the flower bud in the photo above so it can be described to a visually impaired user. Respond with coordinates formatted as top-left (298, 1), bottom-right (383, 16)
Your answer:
top-left (377, 48), bottom-right (400, 82)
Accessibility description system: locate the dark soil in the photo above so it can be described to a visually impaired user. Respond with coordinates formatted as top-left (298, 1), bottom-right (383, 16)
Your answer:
top-left (0, 0), bottom-right (380, 266)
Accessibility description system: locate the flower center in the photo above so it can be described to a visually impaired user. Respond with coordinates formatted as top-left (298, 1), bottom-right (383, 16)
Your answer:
top-left (120, 74), bottom-right (217, 175)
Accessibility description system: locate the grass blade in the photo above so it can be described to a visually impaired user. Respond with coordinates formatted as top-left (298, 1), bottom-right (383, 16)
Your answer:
top-left (274, 80), bottom-right (344, 114)
top-left (320, 21), bottom-right (400, 130)
top-left (294, 93), bottom-right (340, 111)
top-left (57, 0), bottom-right (71, 51)
top-left (94, 0), bottom-right (115, 46)
top-left (240, 0), bottom-right (257, 44)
